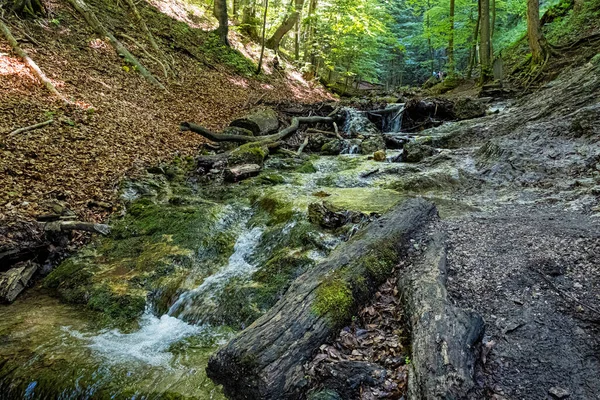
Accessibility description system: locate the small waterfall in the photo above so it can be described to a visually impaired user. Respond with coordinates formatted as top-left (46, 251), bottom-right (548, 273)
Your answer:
top-left (382, 104), bottom-right (405, 133)
top-left (342, 107), bottom-right (379, 137)
top-left (167, 227), bottom-right (264, 323)
top-left (340, 139), bottom-right (361, 155)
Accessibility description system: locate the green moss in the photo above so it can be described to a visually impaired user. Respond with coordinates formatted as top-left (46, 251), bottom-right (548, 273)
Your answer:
top-left (313, 277), bottom-right (354, 325)
top-left (296, 160), bottom-right (317, 173)
top-left (228, 142), bottom-right (268, 166)
top-left (87, 284), bottom-right (146, 321)
top-left (256, 173), bottom-right (285, 185)
top-left (361, 245), bottom-right (398, 282)
top-left (253, 192), bottom-right (296, 225)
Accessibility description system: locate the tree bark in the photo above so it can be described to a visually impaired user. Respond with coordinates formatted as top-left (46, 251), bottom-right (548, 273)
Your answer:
top-left (214, 0), bottom-right (230, 46)
top-left (265, 0), bottom-right (305, 51)
top-left (206, 199), bottom-right (437, 400)
top-left (467, 3), bottom-right (480, 80)
top-left (527, 0), bottom-right (548, 64)
top-left (479, 0), bottom-right (492, 83)
top-left (399, 233), bottom-right (484, 399)
top-left (9, 0), bottom-right (46, 17)
top-left (256, 0), bottom-right (268, 73)
top-left (448, 0), bottom-right (455, 74)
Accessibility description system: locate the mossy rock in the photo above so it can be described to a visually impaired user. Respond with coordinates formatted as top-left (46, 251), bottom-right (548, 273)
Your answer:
top-left (256, 173), bottom-right (286, 185)
top-left (296, 160), bottom-right (317, 173)
top-left (321, 140), bottom-right (344, 155)
top-left (313, 276), bottom-right (354, 324)
top-left (360, 136), bottom-right (386, 155)
top-left (403, 142), bottom-right (436, 162)
top-left (454, 97), bottom-right (486, 120)
top-left (228, 142), bottom-right (268, 166)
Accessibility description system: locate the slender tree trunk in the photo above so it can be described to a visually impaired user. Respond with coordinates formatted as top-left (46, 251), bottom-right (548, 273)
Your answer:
top-left (294, 16), bottom-right (300, 60)
top-left (256, 0), bottom-right (268, 74)
top-left (427, 0), bottom-right (434, 75)
top-left (490, 0), bottom-right (496, 57)
top-left (479, 0), bottom-right (492, 83)
top-left (467, 1), bottom-right (480, 79)
top-left (303, 0), bottom-right (317, 62)
top-left (526, 0), bottom-right (548, 64)
top-left (448, 0), bottom-right (455, 75)
top-left (241, 0), bottom-right (259, 38)
top-left (214, 0), bottom-right (229, 46)
top-left (266, 0), bottom-right (305, 51)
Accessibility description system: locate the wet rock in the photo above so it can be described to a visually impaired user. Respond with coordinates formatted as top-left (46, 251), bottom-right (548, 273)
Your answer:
top-left (548, 386), bottom-right (570, 399)
top-left (314, 361), bottom-right (387, 399)
top-left (454, 97), bottom-right (487, 120)
top-left (321, 140), bottom-right (344, 155)
top-left (360, 135), bottom-right (386, 155)
top-left (308, 134), bottom-right (330, 152)
top-left (308, 201), bottom-right (365, 229)
top-left (0, 261), bottom-right (38, 303)
top-left (224, 164), bottom-right (262, 182)
top-left (403, 142), bottom-right (435, 163)
top-left (373, 150), bottom-right (386, 162)
top-left (228, 143), bottom-right (269, 166)
top-left (308, 390), bottom-right (342, 400)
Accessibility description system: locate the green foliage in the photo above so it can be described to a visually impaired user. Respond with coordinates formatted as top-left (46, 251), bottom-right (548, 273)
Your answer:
top-left (202, 34), bottom-right (257, 76)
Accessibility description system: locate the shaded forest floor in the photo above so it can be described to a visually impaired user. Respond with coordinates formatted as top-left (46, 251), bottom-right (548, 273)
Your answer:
top-left (0, 0), bottom-right (331, 250)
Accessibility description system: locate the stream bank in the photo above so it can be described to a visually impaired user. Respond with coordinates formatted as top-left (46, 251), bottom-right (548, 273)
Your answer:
top-left (1, 56), bottom-right (600, 399)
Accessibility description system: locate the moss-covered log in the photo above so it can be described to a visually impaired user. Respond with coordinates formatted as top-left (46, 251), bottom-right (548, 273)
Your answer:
top-left (206, 198), bottom-right (437, 400)
top-left (399, 233), bottom-right (484, 399)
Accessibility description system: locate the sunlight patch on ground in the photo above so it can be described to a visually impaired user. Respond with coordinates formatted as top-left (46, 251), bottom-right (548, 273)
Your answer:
top-left (226, 76), bottom-right (249, 88)
top-left (146, 0), bottom-right (215, 30)
top-left (0, 54), bottom-right (34, 80)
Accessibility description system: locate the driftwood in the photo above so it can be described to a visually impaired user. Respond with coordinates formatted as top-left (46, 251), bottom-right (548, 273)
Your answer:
top-left (398, 233), bottom-right (484, 399)
top-left (66, 0), bottom-right (165, 90)
top-left (296, 136), bottom-right (309, 155)
top-left (181, 116), bottom-right (336, 144)
top-left (0, 20), bottom-right (67, 102)
top-left (8, 119), bottom-right (53, 136)
top-left (41, 220), bottom-right (111, 235)
top-left (207, 198), bottom-right (437, 400)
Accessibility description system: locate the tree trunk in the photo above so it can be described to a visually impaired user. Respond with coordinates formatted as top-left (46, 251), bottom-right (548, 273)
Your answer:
top-left (9, 0), bottom-right (46, 17)
top-left (241, 0), bottom-right (259, 37)
top-left (303, 0), bottom-right (317, 62)
top-left (214, 0), bottom-right (229, 46)
top-left (265, 0), bottom-right (305, 51)
top-left (207, 199), bottom-right (437, 400)
top-left (400, 233), bottom-right (484, 399)
top-left (448, 0), bottom-right (455, 74)
top-left (256, 0), bottom-right (268, 74)
top-left (479, 0), bottom-right (492, 83)
top-left (294, 13), bottom-right (300, 60)
top-left (467, 3), bottom-right (480, 80)
top-left (527, 0), bottom-right (548, 64)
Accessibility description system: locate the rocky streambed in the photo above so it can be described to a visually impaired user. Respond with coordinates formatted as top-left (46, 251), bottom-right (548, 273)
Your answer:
top-left (2, 59), bottom-right (600, 400)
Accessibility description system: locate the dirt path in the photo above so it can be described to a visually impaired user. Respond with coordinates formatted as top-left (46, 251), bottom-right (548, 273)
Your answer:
top-left (444, 207), bottom-right (600, 399)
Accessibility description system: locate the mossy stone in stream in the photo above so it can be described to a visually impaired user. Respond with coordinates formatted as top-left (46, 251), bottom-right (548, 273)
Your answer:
top-left (228, 142), bottom-right (268, 166)
top-left (360, 136), bottom-right (385, 155)
top-left (296, 160), bottom-right (317, 173)
top-left (321, 140), bottom-right (344, 155)
top-left (256, 172), bottom-right (285, 185)
top-left (252, 191), bottom-right (296, 225)
top-left (403, 142), bottom-right (436, 162)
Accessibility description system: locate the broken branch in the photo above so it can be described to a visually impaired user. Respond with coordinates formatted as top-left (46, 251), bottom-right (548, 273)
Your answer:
top-left (8, 119), bottom-right (53, 136)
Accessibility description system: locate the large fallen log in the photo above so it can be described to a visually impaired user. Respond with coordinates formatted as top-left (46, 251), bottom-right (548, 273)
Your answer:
top-left (398, 233), bottom-right (484, 399)
top-left (181, 116), bottom-right (336, 144)
top-left (207, 198), bottom-right (437, 400)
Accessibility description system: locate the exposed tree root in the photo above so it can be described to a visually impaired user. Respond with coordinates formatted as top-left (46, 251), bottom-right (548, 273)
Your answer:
top-left (0, 19), bottom-right (68, 102)
top-left (181, 116), bottom-right (336, 143)
top-left (66, 0), bottom-right (166, 90)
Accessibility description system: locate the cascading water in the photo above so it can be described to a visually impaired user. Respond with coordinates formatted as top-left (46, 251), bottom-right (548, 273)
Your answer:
top-left (382, 104), bottom-right (405, 133)
top-left (168, 226), bottom-right (264, 323)
top-left (342, 107), bottom-right (379, 137)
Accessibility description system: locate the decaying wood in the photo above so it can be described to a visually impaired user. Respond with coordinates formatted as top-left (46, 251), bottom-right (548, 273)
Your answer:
top-left (296, 136), bottom-right (309, 155)
top-left (120, 33), bottom-right (168, 79)
top-left (181, 116), bottom-right (336, 143)
top-left (41, 220), bottom-right (111, 235)
top-left (207, 198), bottom-right (437, 400)
top-left (0, 20), bottom-right (67, 102)
top-left (8, 119), bottom-right (53, 136)
top-left (66, 0), bottom-right (165, 90)
top-left (398, 233), bottom-right (484, 399)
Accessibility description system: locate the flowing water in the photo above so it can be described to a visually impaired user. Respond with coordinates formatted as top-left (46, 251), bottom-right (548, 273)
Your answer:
top-left (0, 109), bottom-right (470, 399)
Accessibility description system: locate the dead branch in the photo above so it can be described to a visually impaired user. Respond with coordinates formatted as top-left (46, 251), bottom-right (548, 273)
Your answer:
top-left (66, 0), bottom-right (165, 90)
top-left (120, 32), bottom-right (168, 79)
top-left (8, 119), bottom-right (53, 136)
top-left (364, 104), bottom-right (405, 116)
top-left (296, 136), bottom-right (309, 155)
top-left (41, 220), bottom-right (111, 235)
top-left (181, 116), bottom-right (336, 143)
top-left (0, 20), bottom-right (68, 102)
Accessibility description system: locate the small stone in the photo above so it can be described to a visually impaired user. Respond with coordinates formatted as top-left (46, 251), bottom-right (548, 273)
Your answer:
top-left (548, 386), bottom-right (570, 399)
top-left (373, 150), bottom-right (386, 162)
top-left (573, 282), bottom-right (583, 289)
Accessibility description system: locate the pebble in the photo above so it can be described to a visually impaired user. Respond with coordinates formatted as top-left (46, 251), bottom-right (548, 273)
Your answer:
top-left (548, 386), bottom-right (570, 399)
